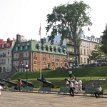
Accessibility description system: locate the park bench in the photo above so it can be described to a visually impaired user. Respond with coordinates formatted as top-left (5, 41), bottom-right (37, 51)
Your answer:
top-left (84, 86), bottom-right (103, 97)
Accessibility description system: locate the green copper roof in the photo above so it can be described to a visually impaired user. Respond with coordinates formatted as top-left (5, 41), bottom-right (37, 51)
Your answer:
top-left (12, 40), bottom-right (66, 55)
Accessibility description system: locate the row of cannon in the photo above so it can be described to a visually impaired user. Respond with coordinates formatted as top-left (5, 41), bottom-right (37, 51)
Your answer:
top-left (0, 77), bottom-right (54, 92)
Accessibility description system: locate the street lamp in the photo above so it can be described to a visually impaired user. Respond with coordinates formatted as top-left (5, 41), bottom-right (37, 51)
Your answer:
top-left (25, 65), bottom-right (28, 80)
top-left (21, 63), bottom-right (24, 72)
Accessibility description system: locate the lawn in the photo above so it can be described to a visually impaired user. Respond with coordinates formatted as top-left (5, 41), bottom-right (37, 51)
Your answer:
top-left (10, 66), bottom-right (107, 90)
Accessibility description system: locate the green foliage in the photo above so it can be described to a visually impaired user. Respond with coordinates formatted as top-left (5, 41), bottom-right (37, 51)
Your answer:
top-left (46, 1), bottom-right (92, 42)
top-left (12, 66), bottom-right (107, 80)
top-left (101, 25), bottom-right (107, 54)
top-left (11, 67), bottom-right (107, 88)
top-left (89, 45), bottom-right (106, 62)
top-left (46, 1), bottom-right (92, 65)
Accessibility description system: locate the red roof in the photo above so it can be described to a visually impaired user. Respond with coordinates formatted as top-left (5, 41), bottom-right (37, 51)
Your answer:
top-left (0, 39), bottom-right (14, 49)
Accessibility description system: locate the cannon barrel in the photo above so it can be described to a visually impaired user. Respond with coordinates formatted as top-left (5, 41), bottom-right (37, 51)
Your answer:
top-left (2, 79), bottom-right (17, 86)
top-left (0, 82), bottom-right (4, 86)
top-left (37, 78), bottom-right (54, 88)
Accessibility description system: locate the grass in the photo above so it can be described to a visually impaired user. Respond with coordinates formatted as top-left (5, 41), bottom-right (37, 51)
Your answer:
top-left (10, 66), bottom-right (107, 90)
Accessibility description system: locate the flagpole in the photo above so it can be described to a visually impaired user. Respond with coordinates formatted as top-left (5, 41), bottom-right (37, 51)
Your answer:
top-left (39, 23), bottom-right (42, 78)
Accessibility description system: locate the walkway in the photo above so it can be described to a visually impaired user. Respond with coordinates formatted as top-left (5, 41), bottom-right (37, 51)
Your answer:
top-left (0, 91), bottom-right (107, 107)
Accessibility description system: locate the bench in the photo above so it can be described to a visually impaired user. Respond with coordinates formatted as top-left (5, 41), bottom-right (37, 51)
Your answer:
top-left (84, 87), bottom-right (103, 97)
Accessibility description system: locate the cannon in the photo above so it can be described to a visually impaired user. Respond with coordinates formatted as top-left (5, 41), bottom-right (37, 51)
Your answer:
top-left (0, 82), bottom-right (5, 87)
top-left (2, 79), bottom-right (18, 91)
top-left (37, 77), bottom-right (54, 93)
top-left (21, 80), bottom-right (34, 91)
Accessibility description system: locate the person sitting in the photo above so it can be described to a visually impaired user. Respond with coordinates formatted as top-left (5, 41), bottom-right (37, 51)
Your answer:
top-left (94, 85), bottom-right (103, 98)
top-left (64, 78), bottom-right (69, 88)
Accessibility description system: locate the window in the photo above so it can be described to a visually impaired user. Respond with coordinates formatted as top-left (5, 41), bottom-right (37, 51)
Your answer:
top-left (50, 46), bottom-right (52, 52)
top-left (34, 60), bottom-right (36, 64)
top-left (22, 46), bottom-right (25, 50)
top-left (36, 44), bottom-right (39, 50)
top-left (54, 47), bottom-right (56, 52)
top-left (8, 51), bottom-right (9, 55)
top-left (46, 46), bottom-right (48, 51)
top-left (41, 46), bottom-right (44, 50)
top-left (18, 46), bottom-right (20, 50)
top-left (58, 48), bottom-right (61, 53)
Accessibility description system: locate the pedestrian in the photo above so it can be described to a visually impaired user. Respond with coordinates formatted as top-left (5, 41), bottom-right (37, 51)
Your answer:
top-left (74, 78), bottom-right (79, 93)
top-left (78, 79), bottom-right (83, 92)
top-left (69, 79), bottom-right (75, 96)
top-left (0, 85), bottom-right (3, 95)
top-left (17, 79), bottom-right (23, 91)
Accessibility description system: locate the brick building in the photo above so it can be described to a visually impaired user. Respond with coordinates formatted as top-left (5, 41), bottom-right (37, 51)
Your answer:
top-left (12, 34), bottom-right (67, 71)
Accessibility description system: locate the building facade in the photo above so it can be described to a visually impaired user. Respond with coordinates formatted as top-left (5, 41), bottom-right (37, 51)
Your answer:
top-left (12, 34), bottom-right (67, 71)
top-left (49, 34), bottom-right (101, 66)
top-left (0, 38), bottom-right (15, 72)
top-left (79, 35), bottom-right (101, 64)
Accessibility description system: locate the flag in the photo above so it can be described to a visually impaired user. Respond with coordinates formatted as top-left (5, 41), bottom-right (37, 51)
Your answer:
top-left (39, 23), bottom-right (41, 36)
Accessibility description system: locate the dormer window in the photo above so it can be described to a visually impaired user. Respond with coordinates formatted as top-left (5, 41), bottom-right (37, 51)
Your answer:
top-left (54, 47), bottom-right (56, 52)
top-left (46, 45), bottom-right (48, 51)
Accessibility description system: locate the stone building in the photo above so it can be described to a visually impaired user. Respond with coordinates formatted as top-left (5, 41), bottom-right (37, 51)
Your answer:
top-left (0, 38), bottom-right (15, 72)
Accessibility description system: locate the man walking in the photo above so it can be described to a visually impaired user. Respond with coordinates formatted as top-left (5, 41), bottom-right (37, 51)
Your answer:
top-left (69, 79), bottom-right (75, 96)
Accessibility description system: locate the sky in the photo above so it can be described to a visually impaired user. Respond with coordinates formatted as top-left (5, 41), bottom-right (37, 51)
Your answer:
top-left (0, 0), bottom-right (107, 41)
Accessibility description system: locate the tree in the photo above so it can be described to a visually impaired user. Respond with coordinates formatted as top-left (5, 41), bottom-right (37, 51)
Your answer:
top-left (46, 1), bottom-right (92, 66)
top-left (101, 24), bottom-right (107, 54)
top-left (89, 45), bottom-right (106, 63)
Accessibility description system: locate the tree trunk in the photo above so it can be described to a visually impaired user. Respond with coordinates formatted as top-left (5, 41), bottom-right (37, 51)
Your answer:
top-left (73, 41), bottom-right (78, 67)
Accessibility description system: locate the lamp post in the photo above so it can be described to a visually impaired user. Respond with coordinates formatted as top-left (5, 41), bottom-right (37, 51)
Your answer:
top-left (21, 63), bottom-right (24, 72)
top-left (25, 65), bottom-right (28, 80)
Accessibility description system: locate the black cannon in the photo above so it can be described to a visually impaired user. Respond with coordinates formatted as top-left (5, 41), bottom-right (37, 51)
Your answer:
top-left (37, 77), bottom-right (54, 93)
top-left (2, 79), bottom-right (18, 91)
top-left (0, 82), bottom-right (5, 87)
top-left (21, 80), bottom-right (34, 91)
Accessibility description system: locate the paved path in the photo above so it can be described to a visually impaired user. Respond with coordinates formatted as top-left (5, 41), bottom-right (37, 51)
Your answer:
top-left (0, 91), bottom-right (107, 107)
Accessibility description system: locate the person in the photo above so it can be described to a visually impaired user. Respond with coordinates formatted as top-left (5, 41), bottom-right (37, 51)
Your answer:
top-left (69, 79), bottom-right (75, 96)
top-left (94, 85), bottom-right (103, 98)
top-left (17, 79), bottom-right (23, 91)
top-left (0, 85), bottom-right (3, 95)
top-left (78, 79), bottom-right (83, 92)
top-left (64, 78), bottom-right (69, 88)
top-left (74, 78), bottom-right (79, 93)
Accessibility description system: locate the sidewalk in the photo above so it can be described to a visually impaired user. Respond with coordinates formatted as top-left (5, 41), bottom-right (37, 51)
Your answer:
top-left (0, 91), bottom-right (107, 107)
